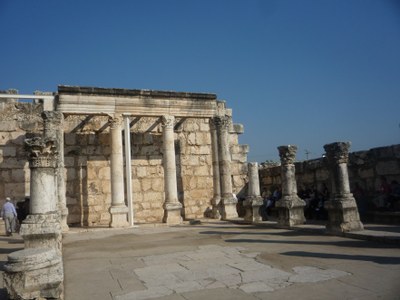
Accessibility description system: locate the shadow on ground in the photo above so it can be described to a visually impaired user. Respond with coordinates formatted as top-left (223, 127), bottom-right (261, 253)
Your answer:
top-left (281, 251), bottom-right (400, 265)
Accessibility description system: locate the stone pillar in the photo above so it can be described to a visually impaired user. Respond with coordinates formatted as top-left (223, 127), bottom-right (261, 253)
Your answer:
top-left (42, 111), bottom-right (69, 232)
top-left (209, 118), bottom-right (221, 219)
top-left (20, 137), bottom-right (62, 251)
top-left (5, 137), bottom-right (64, 299)
top-left (215, 116), bottom-right (238, 220)
top-left (243, 162), bottom-right (263, 223)
top-left (109, 115), bottom-right (129, 228)
top-left (275, 145), bottom-right (306, 227)
top-left (324, 142), bottom-right (363, 233)
top-left (161, 115), bottom-right (183, 224)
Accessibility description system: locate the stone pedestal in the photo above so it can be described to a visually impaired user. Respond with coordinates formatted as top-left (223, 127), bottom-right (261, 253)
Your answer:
top-left (109, 116), bottom-right (129, 228)
top-left (243, 162), bottom-right (263, 223)
top-left (215, 116), bottom-right (238, 220)
top-left (4, 248), bottom-right (63, 300)
top-left (324, 142), bottom-right (363, 233)
top-left (19, 213), bottom-right (62, 254)
top-left (109, 206), bottom-right (130, 228)
top-left (4, 136), bottom-right (64, 299)
top-left (162, 116), bottom-right (183, 224)
top-left (275, 145), bottom-right (306, 227)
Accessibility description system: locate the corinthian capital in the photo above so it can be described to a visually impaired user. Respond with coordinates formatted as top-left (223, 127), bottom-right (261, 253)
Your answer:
top-left (213, 116), bottom-right (231, 131)
top-left (25, 137), bottom-right (58, 168)
top-left (42, 111), bottom-right (63, 126)
top-left (108, 115), bottom-right (123, 129)
top-left (324, 142), bottom-right (351, 164)
top-left (161, 115), bottom-right (175, 129)
top-left (278, 145), bottom-right (298, 165)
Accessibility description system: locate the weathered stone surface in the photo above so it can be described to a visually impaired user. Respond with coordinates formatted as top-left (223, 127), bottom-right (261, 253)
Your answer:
top-left (4, 248), bottom-right (63, 300)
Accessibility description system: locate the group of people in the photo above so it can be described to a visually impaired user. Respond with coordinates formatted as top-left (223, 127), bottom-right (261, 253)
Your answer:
top-left (1, 196), bottom-right (30, 236)
top-left (298, 184), bottom-right (329, 220)
top-left (259, 184), bottom-right (330, 221)
top-left (372, 176), bottom-right (400, 211)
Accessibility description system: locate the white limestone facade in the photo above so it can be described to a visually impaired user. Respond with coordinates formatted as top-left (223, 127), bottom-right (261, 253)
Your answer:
top-left (0, 86), bottom-right (249, 226)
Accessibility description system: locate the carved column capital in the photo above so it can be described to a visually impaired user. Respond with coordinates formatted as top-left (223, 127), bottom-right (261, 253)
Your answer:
top-left (161, 115), bottom-right (175, 129)
top-left (278, 145), bottom-right (298, 165)
top-left (25, 137), bottom-right (57, 168)
top-left (108, 115), bottom-right (123, 129)
top-left (42, 111), bottom-right (63, 125)
top-left (324, 142), bottom-right (350, 164)
top-left (213, 116), bottom-right (231, 131)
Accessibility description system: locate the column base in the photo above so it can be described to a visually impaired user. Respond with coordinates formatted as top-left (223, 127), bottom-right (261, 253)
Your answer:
top-left (60, 206), bottom-right (69, 232)
top-left (221, 194), bottom-right (238, 220)
top-left (211, 196), bottom-right (221, 219)
top-left (276, 195), bottom-right (306, 227)
top-left (243, 196), bottom-right (263, 223)
top-left (20, 213), bottom-right (62, 254)
top-left (163, 202), bottom-right (183, 225)
top-left (4, 248), bottom-right (63, 300)
top-left (325, 195), bottom-right (364, 233)
top-left (109, 205), bottom-right (129, 228)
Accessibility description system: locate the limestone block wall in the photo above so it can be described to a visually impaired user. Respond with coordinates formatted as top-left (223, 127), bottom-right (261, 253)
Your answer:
top-left (259, 144), bottom-right (400, 198)
top-left (63, 115), bottom-right (112, 226)
top-left (0, 100), bottom-right (249, 226)
top-left (0, 101), bottom-right (43, 208)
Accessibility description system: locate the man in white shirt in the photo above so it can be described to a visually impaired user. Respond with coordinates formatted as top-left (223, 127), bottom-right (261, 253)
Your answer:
top-left (1, 197), bottom-right (17, 236)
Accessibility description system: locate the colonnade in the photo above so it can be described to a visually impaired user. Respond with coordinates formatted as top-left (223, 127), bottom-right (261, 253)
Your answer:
top-left (246, 142), bottom-right (363, 232)
top-left (106, 113), bottom-right (238, 226)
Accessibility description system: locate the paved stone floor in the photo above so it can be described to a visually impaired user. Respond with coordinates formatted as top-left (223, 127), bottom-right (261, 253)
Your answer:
top-left (1, 221), bottom-right (400, 299)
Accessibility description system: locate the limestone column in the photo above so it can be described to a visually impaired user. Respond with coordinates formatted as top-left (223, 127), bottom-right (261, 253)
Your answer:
top-left (109, 115), bottom-right (129, 228)
top-left (20, 137), bottom-right (62, 251)
top-left (275, 145), bottom-right (306, 227)
top-left (161, 115), bottom-right (183, 224)
top-left (5, 136), bottom-right (63, 299)
top-left (324, 142), bottom-right (363, 233)
top-left (42, 111), bottom-right (69, 232)
top-left (215, 116), bottom-right (238, 220)
top-left (209, 118), bottom-right (221, 219)
top-left (243, 162), bottom-right (263, 223)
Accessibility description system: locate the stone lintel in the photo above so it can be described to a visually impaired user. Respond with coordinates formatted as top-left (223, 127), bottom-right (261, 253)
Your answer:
top-left (57, 86), bottom-right (218, 117)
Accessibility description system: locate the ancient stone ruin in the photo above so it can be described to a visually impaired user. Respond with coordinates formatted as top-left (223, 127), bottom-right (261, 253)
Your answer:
top-left (2, 85), bottom-right (398, 298)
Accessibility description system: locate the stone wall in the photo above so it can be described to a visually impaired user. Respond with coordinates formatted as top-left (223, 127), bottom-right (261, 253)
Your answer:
top-left (0, 100), bottom-right (249, 225)
top-left (259, 144), bottom-right (400, 200)
top-left (0, 101), bottom-right (43, 202)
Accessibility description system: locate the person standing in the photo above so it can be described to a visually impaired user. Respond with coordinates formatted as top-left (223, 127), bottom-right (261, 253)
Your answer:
top-left (1, 197), bottom-right (17, 236)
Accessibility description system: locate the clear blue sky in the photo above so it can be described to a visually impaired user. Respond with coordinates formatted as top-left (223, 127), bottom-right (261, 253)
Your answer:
top-left (1, 0), bottom-right (399, 162)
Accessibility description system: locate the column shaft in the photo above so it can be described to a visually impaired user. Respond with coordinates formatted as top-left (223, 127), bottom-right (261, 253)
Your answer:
top-left (243, 162), bottom-right (263, 223)
top-left (162, 115), bottom-right (182, 224)
top-left (42, 111), bottom-right (69, 231)
top-left (210, 118), bottom-right (221, 219)
top-left (215, 116), bottom-right (237, 220)
top-left (324, 142), bottom-right (363, 233)
top-left (109, 116), bottom-right (129, 228)
top-left (275, 145), bottom-right (306, 227)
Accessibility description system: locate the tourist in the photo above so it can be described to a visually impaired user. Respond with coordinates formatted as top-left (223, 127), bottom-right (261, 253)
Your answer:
top-left (1, 197), bottom-right (18, 236)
